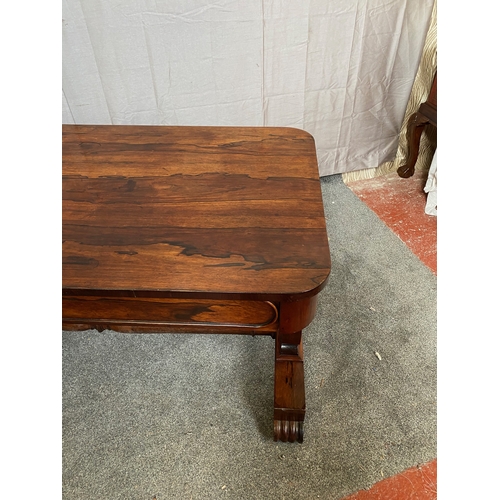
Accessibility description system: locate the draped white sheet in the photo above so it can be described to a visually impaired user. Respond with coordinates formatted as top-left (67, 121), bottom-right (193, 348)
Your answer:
top-left (62, 0), bottom-right (433, 175)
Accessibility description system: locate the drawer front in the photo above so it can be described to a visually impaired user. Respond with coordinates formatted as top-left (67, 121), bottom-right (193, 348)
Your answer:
top-left (63, 296), bottom-right (279, 334)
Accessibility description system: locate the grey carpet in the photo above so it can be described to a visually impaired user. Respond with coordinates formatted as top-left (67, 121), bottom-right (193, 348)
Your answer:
top-left (62, 174), bottom-right (437, 500)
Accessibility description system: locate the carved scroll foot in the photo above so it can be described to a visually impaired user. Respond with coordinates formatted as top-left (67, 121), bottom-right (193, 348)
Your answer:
top-left (274, 418), bottom-right (304, 443)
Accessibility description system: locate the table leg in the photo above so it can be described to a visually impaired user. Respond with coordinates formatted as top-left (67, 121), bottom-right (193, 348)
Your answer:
top-left (273, 297), bottom-right (317, 443)
top-left (274, 330), bottom-right (305, 443)
top-left (397, 110), bottom-right (430, 178)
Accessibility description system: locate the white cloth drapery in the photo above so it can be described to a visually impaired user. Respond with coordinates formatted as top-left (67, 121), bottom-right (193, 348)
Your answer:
top-left (62, 0), bottom-right (434, 176)
top-left (424, 148), bottom-right (437, 216)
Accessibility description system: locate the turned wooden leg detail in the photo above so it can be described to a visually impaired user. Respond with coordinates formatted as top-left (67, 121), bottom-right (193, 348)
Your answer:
top-left (397, 111), bottom-right (430, 178)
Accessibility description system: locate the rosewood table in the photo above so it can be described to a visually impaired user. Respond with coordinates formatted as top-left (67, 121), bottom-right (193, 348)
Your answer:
top-left (62, 125), bottom-right (331, 443)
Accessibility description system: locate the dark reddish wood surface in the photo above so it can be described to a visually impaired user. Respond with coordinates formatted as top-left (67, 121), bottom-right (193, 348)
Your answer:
top-left (63, 296), bottom-right (279, 334)
top-left (62, 125), bottom-right (331, 442)
top-left (63, 125), bottom-right (330, 299)
top-left (398, 72), bottom-right (437, 179)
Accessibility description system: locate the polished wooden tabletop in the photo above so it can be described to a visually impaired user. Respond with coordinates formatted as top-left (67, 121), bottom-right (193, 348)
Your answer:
top-left (62, 125), bottom-right (331, 300)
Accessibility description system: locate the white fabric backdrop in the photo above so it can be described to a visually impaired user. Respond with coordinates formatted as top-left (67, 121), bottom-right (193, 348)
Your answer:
top-left (62, 0), bottom-right (433, 175)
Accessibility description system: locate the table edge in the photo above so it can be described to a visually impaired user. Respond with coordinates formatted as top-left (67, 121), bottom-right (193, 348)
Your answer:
top-left (62, 273), bottom-right (330, 303)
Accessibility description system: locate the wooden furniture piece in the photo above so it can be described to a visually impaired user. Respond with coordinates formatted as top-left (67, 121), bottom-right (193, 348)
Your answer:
top-left (398, 71), bottom-right (437, 178)
top-left (62, 125), bottom-right (331, 443)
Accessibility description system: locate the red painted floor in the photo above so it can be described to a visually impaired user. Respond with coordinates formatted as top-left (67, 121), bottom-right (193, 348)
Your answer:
top-left (341, 459), bottom-right (437, 500)
top-left (341, 169), bottom-right (437, 499)
top-left (345, 170), bottom-right (437, 275)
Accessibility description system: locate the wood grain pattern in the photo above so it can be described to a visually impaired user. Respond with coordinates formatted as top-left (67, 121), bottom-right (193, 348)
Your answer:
top-left (63, 296), bottom-right (278, 334)
top-left (62, 125), bottom-right (332, 443)
top-left (63, 125), bottom-right (331, 299)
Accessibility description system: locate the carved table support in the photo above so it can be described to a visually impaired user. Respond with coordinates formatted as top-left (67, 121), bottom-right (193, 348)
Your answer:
top-left (397, 111), bottom-right (430, 178)
top-left (274, 332), bottom-right (305, 442)
top-left (274, 296), bottom-right (318, 443)
top-left (398, 72), bottom-right (437, 179)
